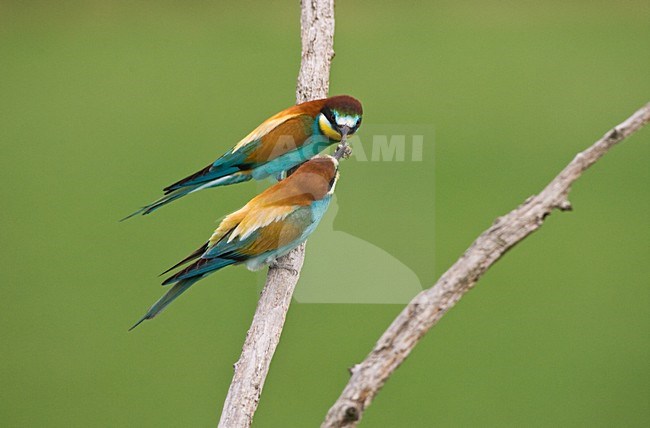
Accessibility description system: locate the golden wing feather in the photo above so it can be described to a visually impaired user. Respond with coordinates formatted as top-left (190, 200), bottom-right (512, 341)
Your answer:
top-left (231, 111), bottom-right (303, 153)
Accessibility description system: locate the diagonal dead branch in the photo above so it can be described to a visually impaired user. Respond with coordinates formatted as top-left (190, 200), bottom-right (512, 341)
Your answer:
top-left (322, 103), bottom-right (650, 427)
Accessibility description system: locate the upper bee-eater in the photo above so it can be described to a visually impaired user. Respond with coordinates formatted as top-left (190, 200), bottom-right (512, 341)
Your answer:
top-left (130, 153), bottom-right (344, 330)
top-left (123, 95), bottom-right (362, 220)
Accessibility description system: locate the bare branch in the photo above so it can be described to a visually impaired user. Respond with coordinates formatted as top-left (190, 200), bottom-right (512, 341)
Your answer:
top-left (322, 103), bottom-right (650, 427)
top-left (218, 1), bottom-right (335, 427)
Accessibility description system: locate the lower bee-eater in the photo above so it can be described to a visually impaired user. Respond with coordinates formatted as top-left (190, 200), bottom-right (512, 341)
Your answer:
top-left (130, 154), bottom-right (343, 330)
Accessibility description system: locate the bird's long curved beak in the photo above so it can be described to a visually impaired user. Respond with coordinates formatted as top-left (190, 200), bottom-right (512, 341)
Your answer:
top-left (334, 126), bottom-right (352, 160)
top-left (339, 125), bottom-right (352, 140)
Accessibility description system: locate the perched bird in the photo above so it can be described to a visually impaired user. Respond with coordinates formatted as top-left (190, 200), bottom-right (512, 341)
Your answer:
top-left (130, 154), bottom-right (343, 330)
top-left (123, 95), bottom-right (362, 220)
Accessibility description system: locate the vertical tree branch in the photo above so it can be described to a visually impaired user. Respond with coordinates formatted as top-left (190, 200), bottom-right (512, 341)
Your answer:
top-left (322, 103), bottom-right (650, 427)
top-left (218, 1), bottom-right (335, 426)
top-left (296, 0), bottom-right (335, 103)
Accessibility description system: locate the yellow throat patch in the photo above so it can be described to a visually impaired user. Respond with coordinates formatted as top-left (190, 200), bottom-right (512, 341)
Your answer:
top-left (318, 114), bottom-right (342, 140)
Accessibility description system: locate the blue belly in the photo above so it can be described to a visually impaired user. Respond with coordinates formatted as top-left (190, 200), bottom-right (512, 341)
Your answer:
top-left (251, 136), bottom-right (334, 180)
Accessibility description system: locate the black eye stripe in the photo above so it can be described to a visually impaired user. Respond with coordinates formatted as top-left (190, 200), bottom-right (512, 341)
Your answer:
top-left (322, 108), bottom-right (336, 126)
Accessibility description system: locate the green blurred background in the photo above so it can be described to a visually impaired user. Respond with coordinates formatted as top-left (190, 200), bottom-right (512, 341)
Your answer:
top-left (1, 0), bottom-right (648, 426)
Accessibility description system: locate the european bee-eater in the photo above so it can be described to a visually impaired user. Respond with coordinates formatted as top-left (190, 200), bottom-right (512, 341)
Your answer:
top-left (123, 95), bottom-right (362, 220)
top-left (130, 154), bottom-right (342, 329)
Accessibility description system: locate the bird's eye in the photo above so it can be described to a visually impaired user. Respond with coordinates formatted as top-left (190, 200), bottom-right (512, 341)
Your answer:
top-left (323, 109), bottom-right (335, 125)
